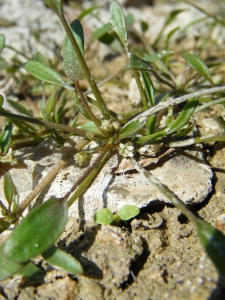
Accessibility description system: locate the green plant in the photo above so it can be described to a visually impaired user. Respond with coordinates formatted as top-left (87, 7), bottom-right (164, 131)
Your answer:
top-left (1, 0), bottom-right (225, 283)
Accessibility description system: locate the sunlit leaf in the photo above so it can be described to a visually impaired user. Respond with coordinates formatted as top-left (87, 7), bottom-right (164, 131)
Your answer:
top-left (94, 208), bottom-right (114, 224)
top-left (110, 1), bottom-right (129, 54)
top-left (63, 19), bottom-right (84, 81)
top-left (24, 60), bottom-right (67, 86)
top-left (182, 53), bottom-right (214, 85)
top-left (80, 120), bottom-right (102, 134)
top-left (35, 51), bottom-right (48, 65)
top-left (119, 118), bottom-right (145, 140)
top-left (3, 197), bottom-right (68, 263)
top-left (119, 205), bottom-right (140, 221)
top-left (4, 172), bottom-right (14, 205)
top-left (42, 246), bottom-right (83, 275)
top-left (0, 34), bottom-right (5, 53)
top-left (90, 23), bottom-right (112, 43)
top-left (129, 53), bottom-right (155, 72)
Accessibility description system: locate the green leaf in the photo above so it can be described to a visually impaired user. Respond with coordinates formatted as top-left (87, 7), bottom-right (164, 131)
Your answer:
top-left (129, 53), bottom-right (155, 72)
top-left (42, 246), bottom-right (83, 275)
top-left (167, 98), bottom-right (198, 134)
top-left (7, 99), bottom-right (32, 116)
top-left (77, 5), bottom-right (102, 20)
top-left (0, 34), bottom-right (5, 53)
top-left (144, 50), bottom-right (174, 63)
top-left (42, 0), bottom-right (63, 14)
top-left (90, 23), bottom-right (112, 43)
top-left (80, 121), bottom-right (102, 134)
top-left (119, 205), bottom-right (140, 221)
top-left (0, 246), bottom-right (25, 281)
top-left (140, 71), bottom-right (155, 107)
top-left (94, 208), bottom-right (114, 224)
top-left (0, 218), bottom-right (11, 234)
top-left (196, 219), bottom-right (225, 277)
top-left (0, 122), bottom-right (13, 154)
top-left (146, 114), bottom-right (157, 134)
top-left (0, 94), bottom-right (4, 109)
top-left (182, 53), bottom-right (214, 85)
top-left (35, 51), bottom-right (48, 65)
top-left (63, 19), bottom-right (84, 81)
top-left (3, 197), bottom-right (68, 263)
top-left (4, 172), bottom-right (14, 205)
top-left (19, 262), bottom-right (45, 279)
top-left (110, 1), bottom-right (129, 54)
top-left (119, 118), bottom-right (145, 140)
top-left (24, 60), bottom-right (67, 87)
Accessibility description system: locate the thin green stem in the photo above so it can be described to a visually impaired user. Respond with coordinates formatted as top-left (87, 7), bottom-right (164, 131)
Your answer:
top-left (132, 70), bottom-right (149, 110)
top-left (0, 110), bottom-right (95, 137)
top-left (16, 139), bottom-right (89, 217)
top-left (131, 158), bottom-right (199, 225)
top-left (167, 134), bottom-right (225, 148)
top-left (67, 144), bottom-right (114, 207)
top-left (57, 12), bottom-right (110, 120)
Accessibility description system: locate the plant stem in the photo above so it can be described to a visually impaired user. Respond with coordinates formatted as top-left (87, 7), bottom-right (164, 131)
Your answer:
top-left (132, 70), bottom-right (149, 110)
top-left (167, 134), bottom-right (225, 147)
top-left (67, 144), bottom-right (114, 208)
top-left (0, 110), bottom-right (97, 137)
top-left (126, 85), bottom-right (225, 126)
top-left (16, 139), bottom-right (89, 217)
top-left (131, 158), bottom-right (199, 224)
top-left (57, 12), bottom-right (110, 120)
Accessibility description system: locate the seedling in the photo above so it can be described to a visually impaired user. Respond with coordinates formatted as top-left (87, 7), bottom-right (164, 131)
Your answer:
top-left (0, 0), bottom-right (225, 284)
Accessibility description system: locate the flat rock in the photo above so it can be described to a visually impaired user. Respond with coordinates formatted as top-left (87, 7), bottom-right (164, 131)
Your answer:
top-left (0, 139), bottom-right (212, 221)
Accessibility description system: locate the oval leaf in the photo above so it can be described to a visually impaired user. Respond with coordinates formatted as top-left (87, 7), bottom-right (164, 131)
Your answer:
top-left (0, 34), bottom-right (5, 53)
top-left (119, 118), bottom-right (145, 140)
top-left (110, 1), bottom-right (129, 54)
top-left (42, 246), bottom-right (83, 275)
top-left (182, 53), bottom-right (213, 84)
top-left (0, 122), bottom-right (13, 154)
top-left (119, 205), bottom-right (140, 221)
top-left (24, 60), bottom-right (66, 86)
top-left (4, 172), bottom-right (14, 205)
top-left (94, 208), bottom-right (114, 224)
top-left (63, 19), bottom-right (84, 81)
top-left (3, 197), bottom-right (68, 263)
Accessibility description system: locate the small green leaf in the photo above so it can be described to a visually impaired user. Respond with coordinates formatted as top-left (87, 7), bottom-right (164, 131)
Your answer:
top-left (19, 262), bottom-right (45, 279)
top-left (80, 121), bottom-right (102, 134)
top-left (140, 71), bottom-right (155, 107)
top-left (0, 246), bottom-right (25, 281)
top-left (7, 99), bottom-right (32, 116)
top-left (167, 98), bottom-right (198, 134)
top-left (119, 205), bottom-right (140, 221)
top-left (3, 197), bottom-right (68, 263)
top-left (94, 208), bottom-right (114, 224)
top-left (90, 23), bottom-right (112, 43)
top-left (42, 246), bottom-right (83, 275)
top-left (4, 172), bottom-right (14, 205)
top-left (146, 114), bottom-right (157, 134)
top-left (0, 34), bottom-right (5, 53)
top-left (63, 19), bottom-right (84, 81)
top-left (0, 218), bottom-right (11, 234)
top-left (182, 53), bottom-right (214, 85)
top-left (144, 50), bottom-right (174, 63)
top-left (196, 219), bottom-right (225, 277)
top-left (0, 122), bottom-right (13, 154)
top-left (77, 5), bottom-right (102, 20)
top-left (110, 1), bottom-right (129, 54)
top-left (42, 0), bottom-right (63, 14)
top-left (129, 53), bottom-right (155, 72)
top-left (35, 51), bottom-right (48, 65)
top-left (0, 94), bottom-right (4, 109)
top-left (119, 118), bottom-right (145, 140)
top-left (24, 60), bottom-right (66, 86)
